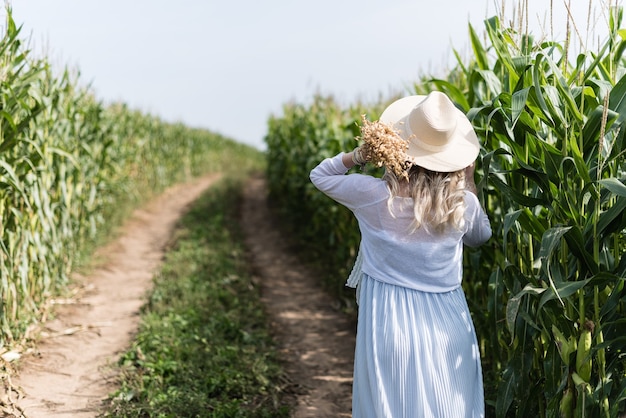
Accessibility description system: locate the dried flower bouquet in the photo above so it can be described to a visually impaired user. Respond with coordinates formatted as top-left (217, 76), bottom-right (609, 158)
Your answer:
top-left (357, 115), bottom-right (411, 180)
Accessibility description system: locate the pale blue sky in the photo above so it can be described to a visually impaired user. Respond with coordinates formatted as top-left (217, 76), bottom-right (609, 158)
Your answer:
top-left (8, 1), bottom-right (613, 149)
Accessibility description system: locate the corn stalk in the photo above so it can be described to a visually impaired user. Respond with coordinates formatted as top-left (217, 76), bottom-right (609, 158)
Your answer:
top-left (0, 8), bottom-right (261, 353)
top-left (265, 4), bottom-right (626, 417)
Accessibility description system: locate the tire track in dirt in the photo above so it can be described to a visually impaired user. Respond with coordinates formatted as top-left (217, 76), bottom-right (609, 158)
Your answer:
top-left (11, 174), bottom-right (222, 418)
top-left (241, 177), bottom-right (356, 418)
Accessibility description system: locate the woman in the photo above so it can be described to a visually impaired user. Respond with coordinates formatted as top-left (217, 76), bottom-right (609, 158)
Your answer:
top-left (309, 91), bottom-right (492, 417)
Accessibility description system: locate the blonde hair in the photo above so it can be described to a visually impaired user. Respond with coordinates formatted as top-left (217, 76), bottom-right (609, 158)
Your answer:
top-left (383, 165), bottom-right (467, 233)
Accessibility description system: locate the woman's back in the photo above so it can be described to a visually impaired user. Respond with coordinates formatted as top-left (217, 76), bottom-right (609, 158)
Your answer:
top-left (309, 155), bottom-right (491, 292)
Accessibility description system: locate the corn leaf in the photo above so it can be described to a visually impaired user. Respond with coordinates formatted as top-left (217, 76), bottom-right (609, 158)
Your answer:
top-left (600, 178), bottom-right (626, 197)
top-left (609, 73), bottom-right (626, 124)
top-left (538, 279), bottom-right (590, 311)
top-left (469, 23), bottom-right (489, 71)
top-left (506, 284), bottom-right (546, 335)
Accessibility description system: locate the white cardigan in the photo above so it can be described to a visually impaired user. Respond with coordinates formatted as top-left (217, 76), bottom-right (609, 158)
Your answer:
top-left (310, 153), bottom-right (492, 293)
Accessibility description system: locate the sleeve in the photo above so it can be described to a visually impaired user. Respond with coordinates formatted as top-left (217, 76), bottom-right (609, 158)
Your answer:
top-left (462, 192), bottom-right (492, 247)
top-left (309, 153), bottom-right (380, 210)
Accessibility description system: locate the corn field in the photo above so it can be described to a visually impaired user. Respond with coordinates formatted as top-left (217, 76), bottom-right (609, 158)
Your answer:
top-left (0, 11), bottom-right (261, 351)
top-left (265, 5), bottom-right (626, 418)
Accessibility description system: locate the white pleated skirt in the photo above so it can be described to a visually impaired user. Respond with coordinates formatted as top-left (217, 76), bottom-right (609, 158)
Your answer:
top-left (352, 274), bottom-right (485, 418)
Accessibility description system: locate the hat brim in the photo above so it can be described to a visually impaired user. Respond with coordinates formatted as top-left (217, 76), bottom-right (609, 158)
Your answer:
top-left (380, 95), bottom-right (480, 172)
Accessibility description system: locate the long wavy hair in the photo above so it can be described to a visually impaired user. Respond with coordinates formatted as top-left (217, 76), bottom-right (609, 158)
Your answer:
top-left (383, 165), bottom-right (467, 233)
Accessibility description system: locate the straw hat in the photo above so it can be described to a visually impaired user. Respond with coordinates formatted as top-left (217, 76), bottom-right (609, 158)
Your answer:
top-left (379, 91), bottom-right (480, 172)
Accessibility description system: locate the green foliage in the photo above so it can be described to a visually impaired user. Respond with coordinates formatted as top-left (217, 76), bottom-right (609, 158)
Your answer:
top-left (264, 6), bottom-right (626, 418)
top-left (104, 179), bottom-right (288, 418)
top-left (441, 10), bottom-right (626, 417)
top-left (264, 95), bottom-right (389, 299)
top-left (0, 9), bottom-right (262, 348)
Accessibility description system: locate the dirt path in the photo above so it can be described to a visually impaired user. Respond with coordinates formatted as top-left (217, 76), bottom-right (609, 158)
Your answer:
top-left (9, 174), bottom-right (356, 417)
top-left (241, 178), bottom-right (356, 418)
top-left (10, 173), bottom-right (222, 417)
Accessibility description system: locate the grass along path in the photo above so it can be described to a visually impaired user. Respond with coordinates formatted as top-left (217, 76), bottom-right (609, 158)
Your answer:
top-left (103, 176), bottom-right (289, 417)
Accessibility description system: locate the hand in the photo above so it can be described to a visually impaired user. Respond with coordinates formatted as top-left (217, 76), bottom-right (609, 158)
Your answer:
top-left (342, 146), bottom-right (367, 169)
top-left (352, 146), bottom-right (367, 166)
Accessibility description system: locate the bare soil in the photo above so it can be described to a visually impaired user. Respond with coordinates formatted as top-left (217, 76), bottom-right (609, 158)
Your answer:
top-left (241, 177), bottom-right (355, 418)
top-left (7, 174), bottom-right (356, 418)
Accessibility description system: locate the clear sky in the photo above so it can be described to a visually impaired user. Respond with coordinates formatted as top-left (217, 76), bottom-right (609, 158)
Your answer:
top-left (7, 1), bottom-right (616, 150)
